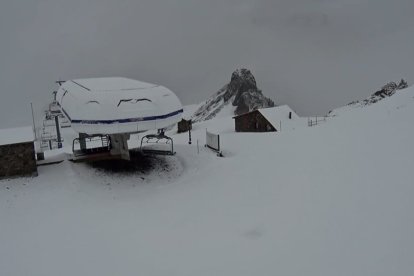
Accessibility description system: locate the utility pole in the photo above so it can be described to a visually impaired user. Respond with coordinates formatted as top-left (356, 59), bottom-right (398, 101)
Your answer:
top-left (30, 103), bottom-right (37, 140)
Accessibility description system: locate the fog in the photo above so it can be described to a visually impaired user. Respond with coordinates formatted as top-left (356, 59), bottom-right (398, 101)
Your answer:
top-left (1, 0), bottom-right (414, 128)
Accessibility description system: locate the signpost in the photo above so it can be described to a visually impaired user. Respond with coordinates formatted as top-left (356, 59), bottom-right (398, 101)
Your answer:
top-left (205, 129), bottom-right (223, 157)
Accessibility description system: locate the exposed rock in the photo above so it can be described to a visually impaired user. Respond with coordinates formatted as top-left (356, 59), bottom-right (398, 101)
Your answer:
top-left (397, 79), bottom-right (408, 90)
top-left (192, 69), bottom-right (275, 122)
top-left (350, 79), bottom-right (409, 107)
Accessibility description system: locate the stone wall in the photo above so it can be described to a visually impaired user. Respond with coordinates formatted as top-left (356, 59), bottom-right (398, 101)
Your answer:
top-left (234, 110), bottom-right (276, 132)
top-left (0, 142), bottom-right (38, 179)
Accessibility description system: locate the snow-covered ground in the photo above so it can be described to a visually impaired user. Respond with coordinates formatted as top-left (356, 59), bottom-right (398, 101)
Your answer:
top-left (1, 86), bottom-right (414, 276)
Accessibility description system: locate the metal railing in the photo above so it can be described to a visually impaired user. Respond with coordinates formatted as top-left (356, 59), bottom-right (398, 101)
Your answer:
top-left (308, 116), bottom-right (328, 127)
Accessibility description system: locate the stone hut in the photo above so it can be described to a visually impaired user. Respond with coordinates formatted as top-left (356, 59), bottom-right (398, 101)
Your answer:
top-left (177, 119), bottom-right (192, 133)
top-left (233, 105), bottom-right (298, 132)
top-left (0, 127), bottom-right (38, 179)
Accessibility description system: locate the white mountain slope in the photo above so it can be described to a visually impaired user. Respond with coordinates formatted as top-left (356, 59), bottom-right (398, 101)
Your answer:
top-left (329, 79), bottom-right (409, 116)
top-left (1, 85), bottom-right (414, 276)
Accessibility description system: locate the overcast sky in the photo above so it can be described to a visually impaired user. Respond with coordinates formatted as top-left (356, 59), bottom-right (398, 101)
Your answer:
top-left (1, 0), bottom-right (414, 128)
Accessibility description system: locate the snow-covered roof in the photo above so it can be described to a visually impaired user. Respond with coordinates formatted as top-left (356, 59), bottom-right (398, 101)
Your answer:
top-left (56, 77), bottom-right (183, 135)
top-left (69, 77), bottom-right (158, 92)
top-left (0, 126), bottom-right (34, 146)
top-left (258, 105), bottom-right (299, 126)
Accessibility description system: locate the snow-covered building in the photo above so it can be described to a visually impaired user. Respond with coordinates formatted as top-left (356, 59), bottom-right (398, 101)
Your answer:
top-left (233, 105), bottom-right (299, 132)
top-left (55, 77), bottom-right (183, 160)
top-left (0, 126), bottom-right (37, 178)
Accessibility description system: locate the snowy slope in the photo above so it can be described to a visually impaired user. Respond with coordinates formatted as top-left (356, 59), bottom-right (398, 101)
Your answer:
top-left (181, 104), bottom-right (199, 120)
top-left (1, 86), bottom-right (414, 276)
top-left (329, 79), bottom-right (408, 116)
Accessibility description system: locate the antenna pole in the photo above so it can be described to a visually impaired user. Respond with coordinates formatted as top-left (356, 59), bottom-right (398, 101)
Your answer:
top-left (30, 102), bottom-right (37, 140)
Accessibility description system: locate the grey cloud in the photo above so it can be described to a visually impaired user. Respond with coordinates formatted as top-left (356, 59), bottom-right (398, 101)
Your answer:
top-left (1, 0), bottom-right (413, 127)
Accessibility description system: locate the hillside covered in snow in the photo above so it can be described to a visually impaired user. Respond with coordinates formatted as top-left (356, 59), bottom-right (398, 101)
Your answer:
top-left (1, 84), bottom-right (414, 276)
top-left (330, 79), bottom-right (409, 116)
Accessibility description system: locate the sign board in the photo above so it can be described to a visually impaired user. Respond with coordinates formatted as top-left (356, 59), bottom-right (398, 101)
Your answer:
top-left (206, 130), bottom-right (220, 153)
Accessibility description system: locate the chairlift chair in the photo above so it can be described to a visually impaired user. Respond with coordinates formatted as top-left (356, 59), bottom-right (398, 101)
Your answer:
top-left (72, 134), bottom-right (111, 157)
top-left (140, 129), bottom-right (175, 156)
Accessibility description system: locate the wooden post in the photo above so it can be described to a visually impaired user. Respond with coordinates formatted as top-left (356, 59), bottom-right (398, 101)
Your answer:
top-left (55, 116), bottom-right (62, 148)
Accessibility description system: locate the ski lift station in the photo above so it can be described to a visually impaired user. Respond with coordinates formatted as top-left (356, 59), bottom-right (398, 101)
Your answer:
top-left (56, 77), bottom-right (183, 161)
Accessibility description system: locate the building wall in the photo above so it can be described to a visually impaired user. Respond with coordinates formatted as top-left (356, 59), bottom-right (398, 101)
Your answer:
top-left (234, 110), bottom-right (276, 132)
top-left (0, 142), bottom-right (38, 179)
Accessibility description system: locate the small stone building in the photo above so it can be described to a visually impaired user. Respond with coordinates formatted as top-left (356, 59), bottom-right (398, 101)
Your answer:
top-left (177, 119), bottom-right (192, 133)
top-left (0, 127), bottom-right (38, 179)
top-left (233, 105), bottom-right (298, 132)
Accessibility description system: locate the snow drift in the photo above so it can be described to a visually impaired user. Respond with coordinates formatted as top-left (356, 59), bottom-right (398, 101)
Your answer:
top-left (1, 84), bottom-right (414, 276)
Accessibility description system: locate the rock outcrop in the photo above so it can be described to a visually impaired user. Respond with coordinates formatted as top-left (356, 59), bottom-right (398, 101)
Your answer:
top-left (348, 79), bottom-right (409, 107)
top-left (192, 69), bottom-right (275, 122)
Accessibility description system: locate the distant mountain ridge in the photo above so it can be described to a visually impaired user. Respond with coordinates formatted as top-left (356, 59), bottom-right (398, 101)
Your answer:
top-left (348, 79), bottom-right (408, 107)
top-left (329, 79), bottom-right (409, 116)
top-left (192, 69), bottom-right (275, 122)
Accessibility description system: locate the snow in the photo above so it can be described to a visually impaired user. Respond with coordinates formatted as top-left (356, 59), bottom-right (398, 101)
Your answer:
top-left (214, 100), bottom-right (237, 119)
top-left (56, 77), bottom-right (183, 135)
top-left (181, 104), bottom-right (199, 120)
top-left (191, 87), bottom-right (234, 122)
top-left (71, 77), bottom-right (157, 91)
top-left (258, 105), bottom-right (298, 122)
top-left (0, 126), bottom-right (34, 146)
top-left (256, 105), bottom-right (307, 131)
top-left (1, 85), bottom-right (414, 275)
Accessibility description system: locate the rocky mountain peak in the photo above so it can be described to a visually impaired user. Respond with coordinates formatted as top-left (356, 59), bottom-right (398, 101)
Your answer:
top-left (229, 69), bottom-right (257, 94)
top-left (192, 69), bottom-right (275, 122)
